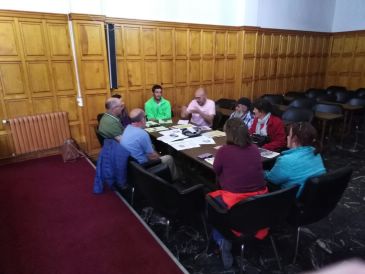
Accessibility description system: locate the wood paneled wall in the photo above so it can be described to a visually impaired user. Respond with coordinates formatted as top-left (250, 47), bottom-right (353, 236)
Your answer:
top-left (107, 18), bottom-right (242, 111)
top-left (0, 11), bottom-right (82, 159)
top-left (241, 29), bottom-right (330, 99)
top-left (0, 10), bottom-right (364, 160)
top-left (325, 31), bottom-right (365, 89)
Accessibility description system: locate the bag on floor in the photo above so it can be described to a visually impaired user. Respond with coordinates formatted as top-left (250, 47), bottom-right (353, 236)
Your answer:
top-left (61, 139), bottom-right (81, 162)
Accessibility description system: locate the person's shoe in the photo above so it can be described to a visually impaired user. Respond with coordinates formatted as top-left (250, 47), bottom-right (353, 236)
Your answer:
top-left (219, 239), bottom-right (233, 269)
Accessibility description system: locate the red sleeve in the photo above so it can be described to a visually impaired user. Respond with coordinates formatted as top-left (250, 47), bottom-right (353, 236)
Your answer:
top-left (263, 116), bottom-right (287, 151)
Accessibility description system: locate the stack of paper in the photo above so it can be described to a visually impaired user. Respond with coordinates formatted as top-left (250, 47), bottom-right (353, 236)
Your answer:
top-left (204, 157), bottom-right (215, 165)
top-left (146, 121), bottom-right (159, 127)
top-left (258, 148), bottom-right (280, 158)
top-left (158, 119), bottom-right (173, 124)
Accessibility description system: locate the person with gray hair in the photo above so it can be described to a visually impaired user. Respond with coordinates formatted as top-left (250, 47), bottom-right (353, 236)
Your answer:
top-left (98, 97), bottom-right (125, 142)
top-left (121, 108), bottom-right (178, 180)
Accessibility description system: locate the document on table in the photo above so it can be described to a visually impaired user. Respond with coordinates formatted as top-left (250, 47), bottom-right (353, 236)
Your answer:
top-left (177, 120), bottom-right (189, 125)
top-left (154, 126), bottom-right (169, 132)
top-left (168, 139), bottom-right (200, 151)
top-left (258, 148), bottom-right (280, 158)
top-left (189, 136), bottom-right (215, 145)
top-left (172, 123), bottom-right (194, 129)
top-left (158, 119), bottom-right (173, 124)
top-left (146, 121), bottom-right (159, 127)
top-left (204, 157), bottom-right (215, 165)
top-left (157, 131), bottom-right (188, 143)
top-left (202, 130), bottom-right (226, 138)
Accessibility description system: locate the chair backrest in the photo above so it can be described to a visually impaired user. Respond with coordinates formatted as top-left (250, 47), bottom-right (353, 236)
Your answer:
top-left (128, 161), bottom-right (204, 219)
top-left (215, 98), bottom-right (236, 110)
top-left (287, 166), bottom-right (352, 226)
top-left (355, 88), bottom-right (365, 98)
top-left (95, 128), bottom-right (106, 146)
top-left (285, 91), bottom-right (306, 98)
top-left (261, 94), bottom-right (284, 105)
top-left (316, 94), bottom-right (337, 103)
top-left (212, 110), bottom-right (224, 130)
top-left (207, 186), bottom-right (299, 236)
top-left (335, 91), bottom-right (351, 103)
top-left (305, 88), bottom-right (326, 99)
top-left (346, 98), bottom-right (365, 107)
top-left (313, 103), bottom-right (342, 114)
top-left (326, 86), bottom-right (346, 95)
top-left (97, 113), bottom-right (104, 123)
top-left (289, 98), bottom-right (315, 109)
top-left (282, 107), bottom-right (314, 124)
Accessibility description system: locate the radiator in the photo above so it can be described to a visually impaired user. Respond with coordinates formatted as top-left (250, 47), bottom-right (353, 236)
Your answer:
top-left (8, 112), bottom-right (71, 155)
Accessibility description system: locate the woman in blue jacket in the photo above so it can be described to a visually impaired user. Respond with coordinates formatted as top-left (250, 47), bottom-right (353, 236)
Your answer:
top-left (265, 122), bottom-right (326, 197)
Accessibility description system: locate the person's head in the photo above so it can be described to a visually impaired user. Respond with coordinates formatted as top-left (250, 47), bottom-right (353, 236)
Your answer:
top-left (235, 97), bottom-right (251, 114)
top-left (152, 84), bottom-right (163, 101)
top-left (287, 122), bottom-right (320, 153)
top-left (194, 88), bottom-right (207, 106)
top-left (224, 118), bottom-right (251, 148)
top-left (129, 108), bottom-right (146, 128)
top-left (105, 97), bottom-right (124, 116)
top-left (252, 99), bottom-right (272, 119)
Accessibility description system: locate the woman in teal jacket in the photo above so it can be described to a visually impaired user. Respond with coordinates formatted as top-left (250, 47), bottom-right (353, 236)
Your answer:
top-left (265, 122), bottom-right (326, 197)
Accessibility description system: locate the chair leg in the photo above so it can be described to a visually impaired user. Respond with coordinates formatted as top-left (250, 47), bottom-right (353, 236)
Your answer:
top-left (200, 213), bottom-right (209, 242)
top-left (270, 236), bottom-right (282, 271)
top-left (130, 187), bottom-right (135, 206)
top-left (239, 244), bottom-right (245, 274)
top-left (165, 219), bottom-right (170, 240)
top-left (293, 227), bottom-right (301, 264)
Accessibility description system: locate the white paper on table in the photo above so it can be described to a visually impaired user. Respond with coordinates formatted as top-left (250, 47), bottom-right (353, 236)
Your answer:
top-left (145, 127), bottom-right (157, 133)
top-left (258, 148), bottom-right (280, 158)
top-left (199, 125), bottom-right (211, 131)
top-left (202, 130), bottom-right (226, 138)
top-left (154, 126), bottom-right (169, 132)
top-left (171, 124), bottom-right (194, 129)
top-left (157, 133), bottom-right (189, 143)
top-left (177, 120), bottom-right (189, 125)
top-left (169, 139), bottom-right (200, 151)
top-left (159, 129), bottom-right (182, 136)
top-left (204, 157), bottom-right (215, 165)
top-left (189, 136), bottom-right (216, 145)
top-left (158, 119), bottom-right (173, 124)
top-left (146, 121), bottom-right (158, 127)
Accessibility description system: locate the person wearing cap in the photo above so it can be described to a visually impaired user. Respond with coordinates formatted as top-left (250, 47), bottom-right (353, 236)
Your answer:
top-left (229, 97), bottom-right (254, 128)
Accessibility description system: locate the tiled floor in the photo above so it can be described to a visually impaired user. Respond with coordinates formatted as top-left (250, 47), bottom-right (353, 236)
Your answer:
top-left (130, 138), bottom-right (365, 274)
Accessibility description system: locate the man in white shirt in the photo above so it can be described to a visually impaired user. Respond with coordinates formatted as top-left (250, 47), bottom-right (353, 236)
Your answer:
top-left (181, 88), bottom-right (216, 127)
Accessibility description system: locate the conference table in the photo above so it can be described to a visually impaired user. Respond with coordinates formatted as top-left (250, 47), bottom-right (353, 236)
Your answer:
top-left (147, 121), bottom-right (278, 172)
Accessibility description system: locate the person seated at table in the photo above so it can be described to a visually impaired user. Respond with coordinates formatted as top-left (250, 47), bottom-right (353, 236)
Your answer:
top-left (265, 122), bottom-right (326, 197)
top-left (98, 97), bottom-right (125, 142)
top-left (181, 87), bottom-right (215, 127)
top-left (249, 99), bottom-right (286, 152)
top-left (208, 118), bottom-right (268, 269)
top-left (229, 97), bottom-right (254, 128)
top-left (144, 84), bottom-right (172, 121)
top-left (121, 108), bottom-right (178, 180)
top-left (111, 93), bottom-right (131, 127)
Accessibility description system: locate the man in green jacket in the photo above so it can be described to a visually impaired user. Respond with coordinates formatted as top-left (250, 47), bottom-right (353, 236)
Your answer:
top-left (144, 84), bottom-right (172, 121)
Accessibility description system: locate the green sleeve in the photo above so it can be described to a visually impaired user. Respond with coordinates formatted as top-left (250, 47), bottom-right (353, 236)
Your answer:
top-left (144, 99), bottom-right (155, 120)
top-left (159, 100), bottom-right (172, 120)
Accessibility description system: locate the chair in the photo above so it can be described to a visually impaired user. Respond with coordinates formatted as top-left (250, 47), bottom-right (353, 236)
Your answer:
top-left (128, 161), bottom-right (205, 238)
top-left (97, 113), bottom-right (104, 123)
top-left (216, 98), bottom-right (236, 110)
top-left (326, 86), bottom-right (346, 95)
top-left (206, 185), bottom-right (299, 272)
top-left (95, 128), bottom-right (106, 146)
top-left (315, 94), bottom-right (337, 103)
top-left (261, 94), bottom-right (284, 105)
top-left (282, 107), bottom-right (314, 124)
top-left (345, 98), bottom-right (365, 152)
top-left (355, 88), bottom-right (365, 98)
top-left (335, 91), bottom-right (351, 103)
top-left (289, 98), bottom-right (315, 109)
top-left (287, 166), bottom-right (353, 264)
top-left (212, 110), bottom-right (224, 130)
top-left (313, 103), bottom-right (342, 114)
top-left (305, 88), bottom-right (326, 99)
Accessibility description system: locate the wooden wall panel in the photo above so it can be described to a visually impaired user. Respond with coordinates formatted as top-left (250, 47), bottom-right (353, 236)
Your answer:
top-left (0, 12), bottom-right (82, 160)
top-left (325, 31), bottom-right (365, 90)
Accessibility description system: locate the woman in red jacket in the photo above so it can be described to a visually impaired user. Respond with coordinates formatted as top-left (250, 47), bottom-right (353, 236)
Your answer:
top-left (249, 99), bottom-right (286, 152)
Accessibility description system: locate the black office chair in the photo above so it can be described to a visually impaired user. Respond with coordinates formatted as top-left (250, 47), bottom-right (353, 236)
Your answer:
top-left (212, 110), bottom-right (224, 130)
top-left (206, 185), bottom-right (299, 272)
top-left (95, 128), bottom-right (106, 146)
top-left (128, 161), bottom-right (205, 239)
top-left (355, 88), bottom-right (365, 98)
top-left (289, 98), bottom-right (315, 109)
top-left (315, 94), bottom-right (337, 103)
top-left (326, 86), bottom-right (346, 95)
top-left (282, 107), bottom-right (314, 124)
top-left (313, 103), bottom-right (343, 115)
top-left (261, 94), bottom-right (284, 105)
top-left (287, 166), bottom-right (353, 264)
top-left (335, 91), bottom-right (351, 103)
top-left (97, 113), bottom-right (104, 123)
top-left (216, 98), bottom-right (236, 110)
top-left (305, 88), bottom-right (326, 99)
